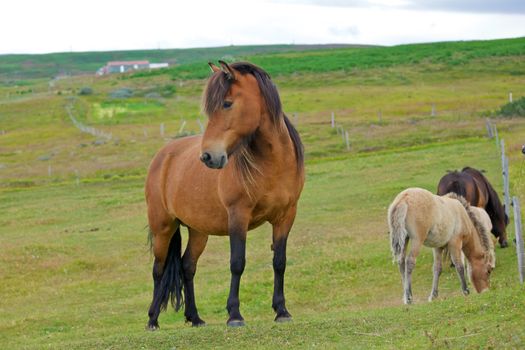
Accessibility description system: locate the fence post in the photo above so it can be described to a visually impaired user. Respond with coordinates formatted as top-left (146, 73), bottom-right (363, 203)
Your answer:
top-left (485, 119), bottom-right (493, 138)
top-left (494, 125), bottom-right (499, 150)
top-left (160, 123), bottom-right (165, 137)
top-left (178, 120), bottom-right (186, 135)
top-left (378, 110), bottom-right (382, 123)
top-left (513, 196), bottom-right (524, 283)
top-left (509, 91), bottom-right (513, 103)
top-left (431, 104), bottom-right (436, 117)
top-left (331, 112), bottom-right (335, 128)
top-left (345, 131), bottom-right (350, 151)
top-left (501, 140), bottom-right (511, 220)
top-left (197, 118), bottom-right (204, 133)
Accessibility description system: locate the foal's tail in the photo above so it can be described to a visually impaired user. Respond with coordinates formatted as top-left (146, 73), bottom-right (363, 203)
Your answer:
top-left (388, 200), bottom-right (409, 263)
top-left (157, 227), bottom-right (184, 312)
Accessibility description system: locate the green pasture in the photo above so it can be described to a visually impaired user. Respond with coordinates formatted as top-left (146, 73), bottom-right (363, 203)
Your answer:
top-left (1, 38), bottom-right (525, 349)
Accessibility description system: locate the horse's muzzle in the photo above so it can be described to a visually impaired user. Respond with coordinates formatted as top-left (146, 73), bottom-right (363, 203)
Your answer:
top-left (200, 151), bottom-right (228, 169)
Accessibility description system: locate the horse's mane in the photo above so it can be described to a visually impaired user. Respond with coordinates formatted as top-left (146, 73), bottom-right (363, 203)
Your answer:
top-left (202, 62), bottom-right (304, 198)
top-left (461, 167), bottom-right (507, 226)
top-left (445, 192), bottom-right (492, 256)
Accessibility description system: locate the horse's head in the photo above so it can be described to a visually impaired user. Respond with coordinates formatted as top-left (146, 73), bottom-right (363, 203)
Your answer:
top-left (469, 254), bottom-right (492, 293)
top-left (200, 61), bottom-right (270, 169)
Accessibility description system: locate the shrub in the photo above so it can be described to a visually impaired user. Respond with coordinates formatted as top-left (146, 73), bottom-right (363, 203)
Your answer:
top-left (79, 87), bottom-right (93, 95)
top-left (109, 88), bottom-right (133, 99)
top-left (498, 97), bottom-right (525, 117)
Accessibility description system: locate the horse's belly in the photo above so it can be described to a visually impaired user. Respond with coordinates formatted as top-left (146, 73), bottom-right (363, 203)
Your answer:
top-left (424, 224), bottom-right (454, 248)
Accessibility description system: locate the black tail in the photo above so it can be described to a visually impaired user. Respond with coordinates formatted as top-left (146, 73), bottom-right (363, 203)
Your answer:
top-left (283, 114), bottom-right (304, 172)
top-left (158, 228), bottom-right (184, 312)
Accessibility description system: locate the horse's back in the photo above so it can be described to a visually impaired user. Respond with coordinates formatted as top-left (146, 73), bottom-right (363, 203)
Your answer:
top-left (390, 188), bottom-right (437, 236)
top-left (390, 188), bottom-right (464, 247)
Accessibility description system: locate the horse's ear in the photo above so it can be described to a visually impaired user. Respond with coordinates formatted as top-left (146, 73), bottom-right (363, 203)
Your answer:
top-left (208, 62), bottom-right (221, 73)
top-left (218, 60), bottom-right (236, 81)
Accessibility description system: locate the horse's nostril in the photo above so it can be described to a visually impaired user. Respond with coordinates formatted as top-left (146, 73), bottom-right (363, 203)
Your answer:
top-left (200, 152), bottom-right (211, 163)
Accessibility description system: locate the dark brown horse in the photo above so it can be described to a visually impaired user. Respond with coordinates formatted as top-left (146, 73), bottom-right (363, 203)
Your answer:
top-left (437, 167), bottom-right (509, 248)
top-left (145, 61), bottom-right (304, 329)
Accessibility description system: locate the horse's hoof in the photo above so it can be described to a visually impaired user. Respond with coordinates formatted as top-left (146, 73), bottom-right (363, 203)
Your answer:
top-left (463, 289), bottom-right (470, 296)
top-left (186, 316), bottom-right (206, 327)
top-left (192, 320), bottom-right (206, 327)
top-left (275, 315), bottom-right (293, 323)
top-left (500, 240), bottom-right (509, 248)
top-left (146, 323), bottom-right (159, 331)
top-left (227, 319), bottom-right (245, 327)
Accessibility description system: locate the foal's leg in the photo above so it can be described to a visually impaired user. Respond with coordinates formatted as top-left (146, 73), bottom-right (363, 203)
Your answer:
top-left (449, 243), bottom-right (470, 295)
top-left (182, 228), bottom-right (208, 326)
top-left (271, 207), bottom-right (297, 322)
top-left (397, 239), bottom-right (409, 302)
top-left (226, 210), bottom-right (249, 327)
top-left (404, 240), bottom-right (421, 304)
top-left (428, 247), bottom-right (443, 302)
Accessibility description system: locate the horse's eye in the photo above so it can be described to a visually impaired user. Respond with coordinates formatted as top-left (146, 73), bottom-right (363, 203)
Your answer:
top-left (223, 101), bottom-right (233, 109)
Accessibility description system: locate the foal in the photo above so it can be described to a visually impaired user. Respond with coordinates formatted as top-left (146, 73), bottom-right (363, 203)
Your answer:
top-left (388, 188), bottom-right (494, 304)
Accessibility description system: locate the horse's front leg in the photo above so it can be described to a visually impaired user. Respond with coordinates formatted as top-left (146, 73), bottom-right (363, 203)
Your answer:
top-left (428, 247), bottom-right (443, 301)
top-left (449, 244), bottom-right (470, 295)
top-left (271, 207), bottom-right (297, 322)
top-left (226, 210), bottom-right (249, 327)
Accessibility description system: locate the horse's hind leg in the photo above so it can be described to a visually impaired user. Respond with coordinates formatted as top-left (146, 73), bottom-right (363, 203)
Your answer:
top-left (428, 247), bottom-right (443, 301)
top-left (397, 239), bottom-right (409, 302)
top-left (449, 242), bottom-right (470, 295)
top-left (147, 221), bottom-right (177, 330)
top-left (182, 228), bottom-right (208, 326)
top-left (404, 240), bottom-right (421, 304)
top-left (271, 207), bottom-right (297, 322)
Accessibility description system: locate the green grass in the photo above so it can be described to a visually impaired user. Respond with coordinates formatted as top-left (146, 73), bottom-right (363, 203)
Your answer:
top-left (156, 37), bottom-right (525, 80)
top-left (0, 44), bottom-right (366, 80)
top-left (1, 37), bottom-right (525, 349)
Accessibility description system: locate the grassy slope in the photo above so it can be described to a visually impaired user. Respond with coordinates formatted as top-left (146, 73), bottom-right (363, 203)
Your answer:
top-left (0, 38), bottom-right (525, 349)
top-left (0, 44), bottom-right (367, 80)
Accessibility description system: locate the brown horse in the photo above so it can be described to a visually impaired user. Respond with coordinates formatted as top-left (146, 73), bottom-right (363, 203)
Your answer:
top-left (388, 188), bottom-right (494, 304)
top-left (437, 167), bottom-right (509, 248)
top-left (144, 61), bottom-right (304, 329)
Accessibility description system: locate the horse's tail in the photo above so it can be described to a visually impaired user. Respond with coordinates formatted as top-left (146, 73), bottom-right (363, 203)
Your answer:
top-left (388, 199), bottom-right (409, 263)
top-left (157, 227), bottom-right (184, 312)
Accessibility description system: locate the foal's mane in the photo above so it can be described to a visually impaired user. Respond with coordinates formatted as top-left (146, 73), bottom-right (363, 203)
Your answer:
top-left (202, 62), bottom-right (304, 197)
top-left (445, 192), bottom-right (492, 255)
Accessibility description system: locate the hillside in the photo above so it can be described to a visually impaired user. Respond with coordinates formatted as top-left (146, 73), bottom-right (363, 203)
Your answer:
top-left (0, 43), bottom-right (372, 80)
top-left (0, 37), bottom-right (524, 349)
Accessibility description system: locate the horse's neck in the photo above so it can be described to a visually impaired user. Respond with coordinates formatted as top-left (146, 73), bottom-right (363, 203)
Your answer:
top-left (462, 226), bottom-right (485, 261)
top-left (253, 114), bottom-right (293, 163)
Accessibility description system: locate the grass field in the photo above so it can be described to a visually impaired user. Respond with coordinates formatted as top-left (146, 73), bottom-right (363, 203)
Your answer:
top-left (0, 38), bottom-right (524, 349)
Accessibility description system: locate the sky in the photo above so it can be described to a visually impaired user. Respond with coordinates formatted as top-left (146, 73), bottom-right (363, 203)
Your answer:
top-left (1, 0), bottom-right (524, 54)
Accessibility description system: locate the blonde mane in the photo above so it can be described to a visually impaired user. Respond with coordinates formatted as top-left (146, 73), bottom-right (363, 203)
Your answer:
top-left (444, 192), bottom-right (493, 257)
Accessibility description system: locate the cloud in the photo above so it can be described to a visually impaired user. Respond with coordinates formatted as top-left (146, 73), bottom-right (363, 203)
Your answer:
top-left (330, 25), bottom-right (360, 37)
top-left (270, 0), bottom-right (525, 14)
